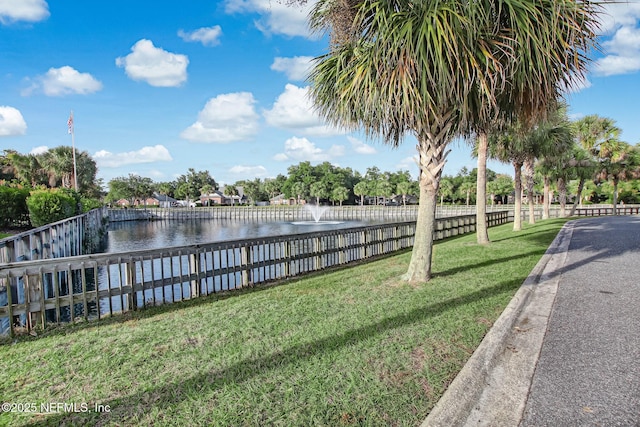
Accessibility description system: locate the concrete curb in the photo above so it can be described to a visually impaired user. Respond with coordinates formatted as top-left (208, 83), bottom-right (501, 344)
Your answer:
top-left (422, 221), bottom-right (576, 427)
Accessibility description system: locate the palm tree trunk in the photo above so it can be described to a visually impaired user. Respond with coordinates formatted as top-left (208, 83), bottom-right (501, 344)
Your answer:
top-left (613, 179), bottom-right (619, 215)
top-left (513, 162), bottom-right (523, 231)
top-left (568, 178), bottom-right (585, 217)
top-left (524, 158), bottom-right (535, 224)
top-left (475, 132), bottom-right (489, 244)
top-left (403, 132), bottom-right (450, 283)
top-left (543, 176), bottom-right (550, 219)
top-left (558, 178), bottom-right (567, 217)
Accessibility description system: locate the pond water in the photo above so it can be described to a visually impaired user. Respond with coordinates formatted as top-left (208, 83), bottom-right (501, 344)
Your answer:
top-left (100, 218), bottom-right (382, 253)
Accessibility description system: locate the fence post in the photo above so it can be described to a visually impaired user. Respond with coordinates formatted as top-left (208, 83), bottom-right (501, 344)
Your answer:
top-left (241, 246), bottom-right (252, 286)
top-left (126, 259), bottom-right (136, 311)
top-left (283, 240), bottom-right (291, 277)
top-left (190, 252), bottom-right (200, 298)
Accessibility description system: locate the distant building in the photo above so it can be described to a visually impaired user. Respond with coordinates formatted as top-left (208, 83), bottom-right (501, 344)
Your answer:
top-left (269, 194), bottom-right (300, 205)
top-left (200, 188), bottom-right (246, 206)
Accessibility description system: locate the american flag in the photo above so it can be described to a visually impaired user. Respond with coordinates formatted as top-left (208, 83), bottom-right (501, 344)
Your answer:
top-left (67, 112), bottom-right (74, 134)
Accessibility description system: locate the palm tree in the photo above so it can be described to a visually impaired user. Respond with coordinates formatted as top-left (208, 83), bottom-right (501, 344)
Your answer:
top-left (4, 151), bottom-right (45, 187)
top-left (353, 181), bottom-right (368, 206)
top-left (41, 146), bottom-right (76, 189)
top-left (225, 185), bottom-right (239, 206)
top-left (308, 0), bottom-right (599, 282)
top-left (566, 146), bottom-right (598, 217)
top-left (597, 142), bottom-right (640, 214)
top-left (331, 186), bottom-right (349, 206)
top-left (572, 115), bottom-right (640, 214)
top-left (459, 180), bottom-right (476, 207)
top-left (491, 104), bottom-right (574, 228)
top-left (438, 178), bottom-right (454, 207)
top-left (526, 106), bottom-right (574, 223)
top-left (396, 181), bottom-right (412, 206)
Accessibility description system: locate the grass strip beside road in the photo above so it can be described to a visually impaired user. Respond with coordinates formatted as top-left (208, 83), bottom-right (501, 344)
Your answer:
top-left (0, 219), bottom-right (569, 427)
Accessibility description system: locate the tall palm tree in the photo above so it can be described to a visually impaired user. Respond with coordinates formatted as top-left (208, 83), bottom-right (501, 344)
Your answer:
top-left (573, 115), bottom-right (634, 214)
top-left (438, 178), bottom-right (455, 207)
top-left (597, 141), bottom-right (640, 214)
top-left (459, 180), bottom-right (476, 207)
top-left (308, 0), bottom-right (599, 282)
top-left (526, 106), bottom-right (574, 222)
top-left (490, 103), bottom-right (574, 228)
top-left (566, 145), bottom-right (598, 216)
top-left (4, 151), bottom-right (45, 187)
top-left (40, 146), bottom-right (75, 189)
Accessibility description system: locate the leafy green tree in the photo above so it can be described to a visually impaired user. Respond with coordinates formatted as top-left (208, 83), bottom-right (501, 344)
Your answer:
top-left (310, 181), bottom-right (329, 205)
top-left (331, 186), bottom-right (349, 206)
top-left (487, 175), bottom-right (514, 205)
top-left (290, 181), bottom-right (308, 204)
top-left (353, 181), bottom-right (368, 206)
top-left (107, 174), bottom-right (154, 206)
top-left (375, 179), bottom-right (393, 205)
top-left (241, 178), bottom-right (266, 205)
top-left (264, 177), bottom-right (284, 200)
top-left (174, 168), bottom-right (217, 203)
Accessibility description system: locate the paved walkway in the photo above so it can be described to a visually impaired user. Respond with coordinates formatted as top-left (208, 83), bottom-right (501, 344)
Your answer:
top-left (423, 215), bottom-right (640, 427)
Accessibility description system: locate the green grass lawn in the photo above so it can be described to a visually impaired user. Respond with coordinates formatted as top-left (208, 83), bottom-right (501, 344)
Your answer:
top-left (0, 219), bottom-right (569, 427)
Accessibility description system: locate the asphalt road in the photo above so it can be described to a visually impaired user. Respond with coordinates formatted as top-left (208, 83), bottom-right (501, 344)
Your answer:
top-left (521, 215), bottom-right (640, 426)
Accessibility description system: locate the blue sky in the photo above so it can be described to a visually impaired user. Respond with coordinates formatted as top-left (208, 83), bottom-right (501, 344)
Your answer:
top-left (1, 0), bottom-right (640, 188)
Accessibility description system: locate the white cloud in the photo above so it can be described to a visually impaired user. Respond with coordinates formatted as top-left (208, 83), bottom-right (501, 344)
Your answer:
top-left (229, 165), bottom-right (268, 177)
top-left (224, 0), bottom-right (313, 38)
top-left (0, 106), bottom-right (27, 136)
top-left (181, 92), bottom-right (259, 143)
top-left (274, 136), bottom-right (345, 162)
top-left (30, 145), bottom-right (49, 155)
top-left (178, 26), bottom-right (223, 46)
top-left (594, 25), bottom-right (640, 76)
top-left (271, 56), bottom-right (313, 81)
top-left (348, 136), bottom-right (377, 154)
top-left (0, 0), bottom-right (49, 24)
top-left (263, 84), bottom-right (342, 136)
top-left (599, 2), bottom-right (640, 34)
top-left (116, 39), bottom-right (188, 87)
top-left (23, 66), bottom-right (103, 96)
top-left (396, 155), bottom-right (419, 173)
top-left (93, 145), bottom-right (173, 168)
top-left (593, 4), bottom-right (640, 76)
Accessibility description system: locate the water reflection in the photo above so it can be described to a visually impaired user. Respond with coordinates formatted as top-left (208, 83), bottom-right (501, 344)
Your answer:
top-left (101, 219), bottom-right (378, 253)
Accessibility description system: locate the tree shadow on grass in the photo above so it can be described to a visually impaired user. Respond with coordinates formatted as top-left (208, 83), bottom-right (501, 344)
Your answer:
top-left (29, 276), bottom-right (524, 427)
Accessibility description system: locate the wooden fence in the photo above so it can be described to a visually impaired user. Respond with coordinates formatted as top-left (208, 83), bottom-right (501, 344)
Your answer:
top-left (0, 211), bottom-right (509, 336)
top-left (0, 208), bottom-right (108, 264)
top-left (574, 206), bottom-right (640, 216)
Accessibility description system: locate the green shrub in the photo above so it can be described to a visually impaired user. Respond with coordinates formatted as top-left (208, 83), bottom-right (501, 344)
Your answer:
top-left (0, 186), bottom-right (30, 228)
top-left (80, 197), bottom-right (103, 212)
top-left (619, 190), bottom-right (639, 204)
top-left (27, 188), bottom-right (78, 228)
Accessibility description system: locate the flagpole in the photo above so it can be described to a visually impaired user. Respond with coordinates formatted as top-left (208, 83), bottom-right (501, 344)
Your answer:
top-left (69, 110), bottom-right (78, 191)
